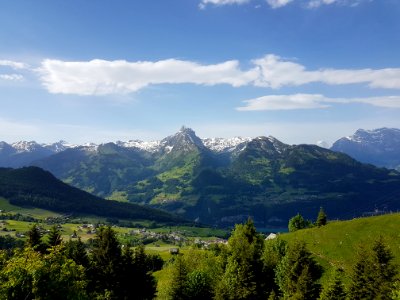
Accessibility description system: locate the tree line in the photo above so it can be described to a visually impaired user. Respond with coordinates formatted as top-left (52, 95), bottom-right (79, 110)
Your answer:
top-left (160, 218), bottom-right (399, 300)
top-left (0, 225), bottom-right (161, 299)
top-left (0, 217), bottom-right (398, 299)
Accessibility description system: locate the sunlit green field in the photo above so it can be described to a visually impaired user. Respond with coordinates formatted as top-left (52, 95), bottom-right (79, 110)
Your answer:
top-left (280, 213), bottom-right (400, 283)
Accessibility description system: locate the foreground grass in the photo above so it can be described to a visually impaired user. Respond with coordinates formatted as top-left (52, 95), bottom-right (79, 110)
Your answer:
top-left (280, 213), bottom-right (400, 281)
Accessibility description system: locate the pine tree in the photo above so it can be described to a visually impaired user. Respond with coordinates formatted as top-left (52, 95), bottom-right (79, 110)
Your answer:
top-left (89, 226), bottom-right (122, 297)
top-left (169, 255), bottom-right (188, 300)
top-left (319, 269), bottom-right (346, 300)
top-left (315, 207), bottom-right (327, 227)
top-left (47, 225), bottom-right (62, 247)
top-left (27, 224), bottom-right (45, 252)
top-left (348, 237), bottom-right (398, 300)
top-left (275, 240), bottom-right (322, 299)
top-left (64, 237), bottom-right (89, 268)
top-left (215, 219), bottom-right (267, 300)
top-left (129, 245), bottom-right (156, 300)
top-left (263, 237), bottom-right (288, 297)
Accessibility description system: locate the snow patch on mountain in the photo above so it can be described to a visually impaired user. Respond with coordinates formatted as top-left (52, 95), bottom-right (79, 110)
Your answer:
top-left (202, 137), bottom-right (252, 152)
top-left (316, 140), bottom-right (330, 148)
top-left (116, 140), bottom-right (161, 152)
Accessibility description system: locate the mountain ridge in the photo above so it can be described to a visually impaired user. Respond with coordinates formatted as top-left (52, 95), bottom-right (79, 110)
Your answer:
top-left (331, 127), bottom-right (400, 171)
top-left (2, 127), bottom-right (400, 227)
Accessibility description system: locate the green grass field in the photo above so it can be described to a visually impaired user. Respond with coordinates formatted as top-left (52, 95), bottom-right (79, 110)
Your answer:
top-left (0, 197), bottom-right (62, 219)
top-left (280, 213), bottom-right (400, 282)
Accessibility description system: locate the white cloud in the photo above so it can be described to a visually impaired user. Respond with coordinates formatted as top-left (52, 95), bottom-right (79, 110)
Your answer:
top-left (34, 54), bottom-right (400, 95)
top-left (237, 93), bottom-right (400, 111)
top-left (199, 0), bottom-right (250, 9)
top-left (38, 58), bottom-right (258, 96)
top-left (307, 0), bottom-right (368, 8)
top-left (253, 54), bottom-right (400, 89)
top-left (266, 0), bottom-right (294, 9)
top-left (0, 60), bottom-right (28, 70)
top-left (199, 0), bottom-right (369, 9)
top-left (0, 60), bottom-right (28, 81)
top-left (0, 74), bottom-right (24, 81)
top-left (237, 94), bottom-right (330, 110)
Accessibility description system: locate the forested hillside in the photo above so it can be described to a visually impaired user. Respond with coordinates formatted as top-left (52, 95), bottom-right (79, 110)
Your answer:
top-left (0, 167), bottom-right (185, 225)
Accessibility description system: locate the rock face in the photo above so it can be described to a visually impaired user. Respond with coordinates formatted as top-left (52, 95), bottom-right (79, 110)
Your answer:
top-left (331, 128), bottom-right (400, 171)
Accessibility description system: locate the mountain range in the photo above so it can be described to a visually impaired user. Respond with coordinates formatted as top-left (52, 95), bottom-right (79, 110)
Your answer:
top-left (1, 126), bottom-right (400, 227)
top-left (331, 128), bottom-right (400, 171)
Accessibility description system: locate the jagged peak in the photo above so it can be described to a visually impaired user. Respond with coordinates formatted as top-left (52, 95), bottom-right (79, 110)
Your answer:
top-left (161, 127), bottom-right (204, 150)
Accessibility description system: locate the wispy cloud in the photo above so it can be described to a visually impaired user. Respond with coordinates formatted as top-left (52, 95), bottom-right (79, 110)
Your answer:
top-left (0, 59), bottom-right (29, 81)
top-left (0, 60), bottom-right (29, 70)
top-left (199, 0), bottom-right (371, 8)
top-left (37, 54), bottom-right (400, 96)
top-left (266, 0), bottom-right (294, 9)
top-left (253, 54), bottom-right (400, 89)
top-left (0, 74), bottom-right (24, 81)
top-left (199, 0), bottom-right (250, 9)
top-left (237, 94), bottom-right (400, 111)
top-left (307, 0), bottom-right (369, 8)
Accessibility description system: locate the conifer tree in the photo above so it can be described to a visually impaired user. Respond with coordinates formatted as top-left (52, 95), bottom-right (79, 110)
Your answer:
top-left (47, 225), bottom-right (62, 247)
top-left (348, 237), bottom-right (398, 300)
top-left (123, 245), bottom-right (156, 300)
top-left (89, 226), bottom-right (122, 297)
top-left (215, 219), bottom-right (267, 300)
top-left (315, 207), bottom-right (327, 227)
top-left (263, 237), bottom-right (288, 296)
top-left (275, 240), bottom-right (322, 299)
top-left (169, 255), bottom-right (188, 300)
top-left (64, 237), bottom-right (89, 268)
top-left (319, 269), bottom-right (346, 300)
top-left (27, 224), bottom-right (45, 253)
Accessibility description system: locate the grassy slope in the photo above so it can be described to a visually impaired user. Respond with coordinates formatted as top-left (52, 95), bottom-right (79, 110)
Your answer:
top-left (280, 213), bottom-right (400, 282)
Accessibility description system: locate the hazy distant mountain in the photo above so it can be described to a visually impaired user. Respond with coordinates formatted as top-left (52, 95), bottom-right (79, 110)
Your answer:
top-left (316, 140), bottom-right (330, 149)
top-left (331, 128), bottom-right (400, 171)
top-left (0, 140), bottom-right (76, 168)
top-left (28, 127), bottom-right (400, 227)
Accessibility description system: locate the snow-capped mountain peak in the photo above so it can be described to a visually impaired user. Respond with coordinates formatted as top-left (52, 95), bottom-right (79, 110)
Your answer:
top-left (116, 140), bottom-right (161, 152)
top-left (316, 140), bottom-right (330, 149)
top-left (11, 141), bottom-right (43, 153)
top-left (43, 140), bottom-right (78, 153)
top-left (202, 136), bottom-right (252, 153)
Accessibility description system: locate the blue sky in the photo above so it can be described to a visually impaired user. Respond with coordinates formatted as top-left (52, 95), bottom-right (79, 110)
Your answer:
top-left (1, 0), bottom-right (400, 145)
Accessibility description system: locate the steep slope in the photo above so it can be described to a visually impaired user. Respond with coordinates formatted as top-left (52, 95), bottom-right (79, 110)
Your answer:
top-left (331, 128), bottom-right (400, 170)
top-left (33, 143), bottom-right (154, 197)
top-left (127, 127), bottom-right (218, 209)
top-left (282, 213), bottom-right (400, 275)
top-left (0, 167), bottom-right (184, 224)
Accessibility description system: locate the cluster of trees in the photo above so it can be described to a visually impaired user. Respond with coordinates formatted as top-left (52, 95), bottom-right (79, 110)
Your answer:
top-left (0, 219), bottom-right (398, 299)
top-left (288, 207), bottom-right (327, 232)
top-left (161, 219), bottom-right (399, 300)
top-left (0, 225), bottom-right (161, 299)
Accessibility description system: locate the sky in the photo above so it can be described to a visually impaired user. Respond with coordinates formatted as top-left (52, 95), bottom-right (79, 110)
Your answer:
top-left (1, 0), bottom-right (400, 145)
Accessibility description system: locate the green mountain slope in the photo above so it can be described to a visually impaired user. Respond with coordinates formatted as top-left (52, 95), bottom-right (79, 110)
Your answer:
top-left (31, 128), bottom-right (400, 227)
top-left (281, 213), bottom-right (400, 278)
top-left (0, 167), bottom-right (185, 224)
top-left (33, 144), bottom-right (154, 197)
